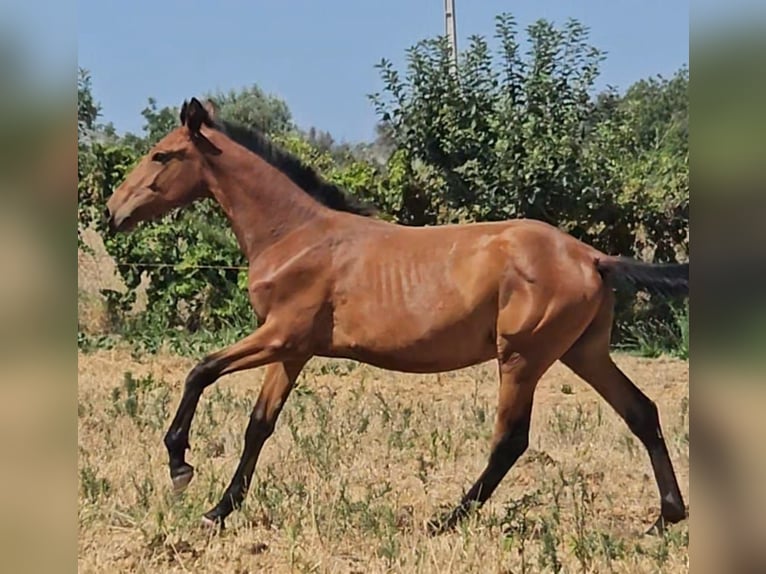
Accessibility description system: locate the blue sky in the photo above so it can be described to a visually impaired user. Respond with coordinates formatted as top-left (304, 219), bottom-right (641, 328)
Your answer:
top-left (78, 0), bottom-right (688, 144)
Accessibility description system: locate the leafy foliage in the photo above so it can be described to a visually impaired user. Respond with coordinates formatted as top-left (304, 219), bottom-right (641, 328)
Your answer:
top-left (369, 15), bottom-right (687, 258)
top-left (77, 68), bottom-right (100, 136)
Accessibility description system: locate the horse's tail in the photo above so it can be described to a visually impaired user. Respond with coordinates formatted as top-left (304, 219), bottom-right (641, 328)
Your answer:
top-left (595, 256), bottom-right (689, 297)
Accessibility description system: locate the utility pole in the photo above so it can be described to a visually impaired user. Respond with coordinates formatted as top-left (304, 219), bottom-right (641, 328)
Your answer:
top-left (444, 0), bottom-right (458, 73)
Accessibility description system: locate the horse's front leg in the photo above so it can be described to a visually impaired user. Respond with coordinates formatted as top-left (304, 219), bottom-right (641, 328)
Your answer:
top-left (162, 320), bottom-right (302, 494)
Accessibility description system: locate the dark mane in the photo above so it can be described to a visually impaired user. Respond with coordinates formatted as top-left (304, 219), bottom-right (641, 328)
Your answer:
top-left (211, 118), bottom-right (377, 217)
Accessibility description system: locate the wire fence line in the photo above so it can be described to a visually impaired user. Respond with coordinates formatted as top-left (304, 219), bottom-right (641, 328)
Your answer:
top-left (111, 261), bottom-right (249, 271)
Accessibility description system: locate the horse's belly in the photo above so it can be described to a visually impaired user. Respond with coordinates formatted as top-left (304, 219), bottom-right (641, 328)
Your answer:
top-left (335, 346), bottom-right (496, 374)
top-left (326, 312), bottom-right (498, 373)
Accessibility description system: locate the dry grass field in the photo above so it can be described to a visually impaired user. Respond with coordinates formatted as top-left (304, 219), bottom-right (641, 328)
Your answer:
top-left (78, 234), bottom-right (689, 572)
top-left (78, 348), bottom-right (689, 573)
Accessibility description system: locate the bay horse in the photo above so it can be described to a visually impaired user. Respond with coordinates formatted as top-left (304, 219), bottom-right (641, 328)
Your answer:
top-left (105, 97), bottom-right (688, 535)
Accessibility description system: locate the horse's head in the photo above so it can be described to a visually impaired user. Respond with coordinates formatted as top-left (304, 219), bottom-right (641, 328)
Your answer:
top-left (105, 97), bottom-right (219, 232)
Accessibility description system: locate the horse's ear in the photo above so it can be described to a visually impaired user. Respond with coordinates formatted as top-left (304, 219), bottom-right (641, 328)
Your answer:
top-left (184, 97), bottom-right (213, 134)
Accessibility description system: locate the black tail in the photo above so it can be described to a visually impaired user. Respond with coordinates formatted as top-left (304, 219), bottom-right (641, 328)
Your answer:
top-left (596, 256), bottom-right (689, 297)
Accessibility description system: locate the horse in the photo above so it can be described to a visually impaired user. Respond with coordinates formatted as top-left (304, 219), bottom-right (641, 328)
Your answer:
top-left (105, 97), bottom-right (688, 535)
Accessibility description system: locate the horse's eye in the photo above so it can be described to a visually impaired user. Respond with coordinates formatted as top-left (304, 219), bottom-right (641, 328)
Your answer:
top-left (152, 152), bottom-right (171, 163)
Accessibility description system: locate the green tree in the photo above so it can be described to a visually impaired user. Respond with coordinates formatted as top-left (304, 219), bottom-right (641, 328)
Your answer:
top-left (136, 97), bottom-right (180, 149)
top-left (370, 15), bottom-right (610, 231)
top-left (77, 68), bottom-right (100, 139)
top-left (369, 13), bottom-right (688, 260)
top-left (211, 85), bottom-right (293, 134)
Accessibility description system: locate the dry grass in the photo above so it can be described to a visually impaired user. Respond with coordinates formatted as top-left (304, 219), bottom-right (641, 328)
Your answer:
top-left (78, 348), bottom-right (689, 573)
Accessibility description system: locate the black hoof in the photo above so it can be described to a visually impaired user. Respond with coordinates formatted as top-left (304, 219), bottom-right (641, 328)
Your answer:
top-left (170, 463), bottom-right (195, 494)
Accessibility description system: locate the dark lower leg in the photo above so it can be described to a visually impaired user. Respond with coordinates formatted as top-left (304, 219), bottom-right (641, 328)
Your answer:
top-left (429, 413), bottom-right (531, 533)
top-left (202, 414), bottom-right (272, 524)
top-left (162, 325), bottom-right (292, 493)
top-left (163, 361), bottom-right (218, 487)
top-left (625, 394), bottom-right (687, 530)
top-left (202, 360), bottom-right (305, 526)
top-left (429, 354), bottom-right (538, 535)
top-left (563, 352), bottom-right (687, 531)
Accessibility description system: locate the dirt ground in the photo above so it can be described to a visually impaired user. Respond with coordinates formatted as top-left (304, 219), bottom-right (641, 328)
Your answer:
top-left (77, 347), bottom-right (689, 573)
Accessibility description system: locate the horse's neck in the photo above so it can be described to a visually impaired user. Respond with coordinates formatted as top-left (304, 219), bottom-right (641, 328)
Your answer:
top-left (206, 153), bottom-right (325, 263)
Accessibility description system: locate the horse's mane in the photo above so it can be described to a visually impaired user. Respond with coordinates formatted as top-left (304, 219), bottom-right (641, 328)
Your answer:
top-left (211, 118), bottom-right (377, 217)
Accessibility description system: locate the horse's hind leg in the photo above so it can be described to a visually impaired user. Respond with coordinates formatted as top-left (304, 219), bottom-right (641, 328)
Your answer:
top-left (427, 352), bottom-right (545, 535)
top-left (560, 300), bottom-right (687, 533)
